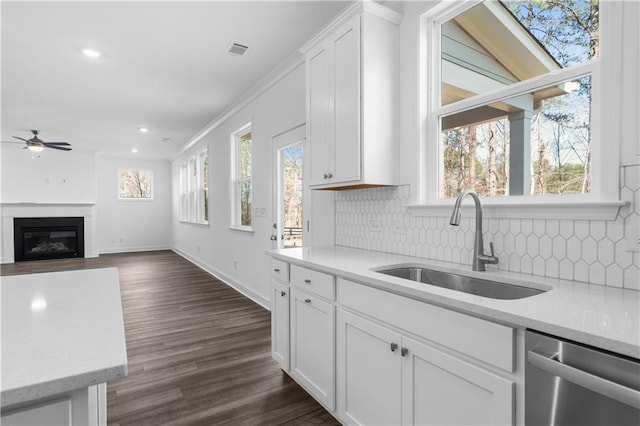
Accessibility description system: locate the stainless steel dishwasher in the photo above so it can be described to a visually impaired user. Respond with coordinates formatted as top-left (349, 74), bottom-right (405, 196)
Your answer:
top-left (525, 330), bottom-right (640, 426)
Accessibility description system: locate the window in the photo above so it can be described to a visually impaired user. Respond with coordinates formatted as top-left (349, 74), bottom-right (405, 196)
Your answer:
top-left (119, 169), bottom-right (152, 199)
top-left (180, 147), bottom-right (208, 224)
top-left (231, 124), bottom-right (252, 230)
top-left (425, 0), bottom-right (618, 203)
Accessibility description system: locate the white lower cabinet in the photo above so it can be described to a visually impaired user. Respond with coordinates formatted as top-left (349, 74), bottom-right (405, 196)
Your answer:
top-left (401, 336), bottom-right (514, 426)
top-left (269, 259), bottom-right (517, 426)
top-left (290, 287), bottom-right (336, 411)
top-left (337, 309), bottom-right (402, 425)
top-left (337, 278), bottom-right (515, 426)
top-left (271, 280), bottom-right (290, 370)
top-left (2, 384), bottom-right (106, 426)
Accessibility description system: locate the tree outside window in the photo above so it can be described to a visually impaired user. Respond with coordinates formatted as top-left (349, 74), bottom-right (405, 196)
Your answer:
top-left (119, 169), bottom-right (152, 199)
top-left (232, 126), bottom-right (252, 229)
top-left (436, 0), bottom-right (598, 198)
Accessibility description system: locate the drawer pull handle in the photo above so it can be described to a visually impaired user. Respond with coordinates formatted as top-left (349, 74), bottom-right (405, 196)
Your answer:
top-left (304, 279), bottom-right (311, 284)
top-left (390, 343), bottom-right (398, 352)
top-left (401, 347), bottom-right (409, 357)
top-left (274, 268), bottom-right (280, 272)
top-left (304, 299), bottom-right (311, 303)
top-left (280, 291), bottom-right (286, 297)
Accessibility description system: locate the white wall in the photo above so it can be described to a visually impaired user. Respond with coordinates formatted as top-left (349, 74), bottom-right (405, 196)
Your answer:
top-left (0, 147), bottom-right (97, 203)
top-left (96, 155), bottom-right (172, 253)
top-left (173, 62), bottom-right (334, 307)
top-left (0, 146), bottom-right (173, 261)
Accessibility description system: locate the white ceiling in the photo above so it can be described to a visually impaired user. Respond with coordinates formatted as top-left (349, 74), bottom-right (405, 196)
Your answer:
top-left (1, 1), bottom-right (350, 160)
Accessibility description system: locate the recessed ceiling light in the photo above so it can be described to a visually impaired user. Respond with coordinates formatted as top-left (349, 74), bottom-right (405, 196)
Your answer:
top-left (139, 127), bottom-right (149, 133)
top-left (131, 148), bottom-right (139, 153)
top-left (82, 48), bottom-right (101, 58)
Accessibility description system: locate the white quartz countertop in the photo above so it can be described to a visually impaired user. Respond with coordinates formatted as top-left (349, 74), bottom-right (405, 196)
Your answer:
top-left (1, 268), bottom-right (128, 408)
top-left (268, 246), bottom-right (640, 359)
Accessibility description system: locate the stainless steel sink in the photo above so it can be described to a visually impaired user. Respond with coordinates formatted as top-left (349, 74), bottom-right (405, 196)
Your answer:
top-left (376, 266), bottom-right (545, 300)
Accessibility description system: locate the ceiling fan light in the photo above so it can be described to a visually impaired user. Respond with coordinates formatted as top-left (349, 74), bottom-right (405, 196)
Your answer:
top-left (28, 145), bottom-right (45, 152)
top-left (82, 48), bottom-right (101, 58)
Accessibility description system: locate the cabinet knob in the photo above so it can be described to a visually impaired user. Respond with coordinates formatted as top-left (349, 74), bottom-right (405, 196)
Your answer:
top-left (390, 343), bottom-right (398, 352)
top-left (304, 298), bottom-right (311, 303)
top-left (327, 172), bottom-right (333, 179)
top-left (304, 279), bottom-right (311, 284)
top-left (281, 291), bottom-right (286, 297)
top-left (323, 173), bottom-right (329, 179)
top-left (274, 268), bottom-right (280, 272)
top-left (401, 347), bottom-right (409, 357)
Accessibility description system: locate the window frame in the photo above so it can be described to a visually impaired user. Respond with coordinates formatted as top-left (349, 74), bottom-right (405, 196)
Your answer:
top-left (230, 123), bottom-right (253, 232)
top-left (179, 146), bottom-right (209, 225)
top-left (413, 0), bottom-right (624, 219)
top-left (118, 168), bottom-right (153, 201)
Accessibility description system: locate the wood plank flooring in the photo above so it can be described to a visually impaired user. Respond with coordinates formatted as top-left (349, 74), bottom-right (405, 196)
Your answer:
top-left (1, 251), bottom-right (339, 425)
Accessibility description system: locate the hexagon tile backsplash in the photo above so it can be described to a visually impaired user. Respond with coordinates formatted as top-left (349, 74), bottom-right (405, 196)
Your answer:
top-left (335, 165), bottom-right (640, 290)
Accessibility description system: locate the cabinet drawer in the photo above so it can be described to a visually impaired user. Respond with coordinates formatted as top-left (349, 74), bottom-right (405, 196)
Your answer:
top-left (291, 265), bottom-right (335, 301)
top-left (338, 278), bottom-right (514, 372)
top-left (271, 259), bottom-right (290, 283)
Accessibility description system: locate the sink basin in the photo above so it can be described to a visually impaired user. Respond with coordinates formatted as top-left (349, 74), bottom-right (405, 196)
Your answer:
top-left (376, 266), bottom-right (545, 300)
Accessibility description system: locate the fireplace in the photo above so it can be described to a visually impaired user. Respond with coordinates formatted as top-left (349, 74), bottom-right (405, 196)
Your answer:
top-left (13, 217), bottom-right (85, 262)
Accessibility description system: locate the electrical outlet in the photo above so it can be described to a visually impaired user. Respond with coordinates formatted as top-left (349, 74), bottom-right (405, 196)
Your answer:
top-left (391, 221), bottom-right (405, 235)
top-left (368, 219), bottom-right (382, 233)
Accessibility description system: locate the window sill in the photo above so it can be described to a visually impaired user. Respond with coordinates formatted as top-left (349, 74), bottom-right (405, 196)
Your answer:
top-left (228, 225), bottom-right (254, 234)
top-left (179, 220), bottom-right (209, 228)
top-left (406, 199), bottom-right (626, 221)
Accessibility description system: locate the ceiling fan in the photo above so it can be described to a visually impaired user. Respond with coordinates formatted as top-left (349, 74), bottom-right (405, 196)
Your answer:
top-left (1, 130), bottom-right (72, 152)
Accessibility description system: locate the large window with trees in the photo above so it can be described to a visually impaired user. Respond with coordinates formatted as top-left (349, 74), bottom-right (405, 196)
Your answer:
top-left (231, 124), bottom-right (252, 230)
top-left (427, 0), bottom-right (611, 200)
top-left (180, 147), bottom-right (208, 224)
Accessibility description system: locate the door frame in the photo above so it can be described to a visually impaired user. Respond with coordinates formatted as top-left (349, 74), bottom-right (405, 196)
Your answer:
top-left (272, 124), bottom-right (308, 249)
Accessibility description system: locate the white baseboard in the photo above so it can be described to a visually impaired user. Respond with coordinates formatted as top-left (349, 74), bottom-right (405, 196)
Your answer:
top-left (98, 245), bottom-right (171, 255)
top-left (172, 248), bottom-right (270, 310)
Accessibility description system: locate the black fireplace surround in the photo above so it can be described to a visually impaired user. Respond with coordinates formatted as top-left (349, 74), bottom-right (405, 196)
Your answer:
top-left (13, 217), bottom-right (85, 262)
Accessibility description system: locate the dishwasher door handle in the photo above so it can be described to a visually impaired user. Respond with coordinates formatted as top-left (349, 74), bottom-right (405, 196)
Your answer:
top-left (528, 350), bottom-right (640, 410)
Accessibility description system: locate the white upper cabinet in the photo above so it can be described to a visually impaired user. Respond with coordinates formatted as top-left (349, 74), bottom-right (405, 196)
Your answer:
top-left (302, 2), bottom-right (401, 189)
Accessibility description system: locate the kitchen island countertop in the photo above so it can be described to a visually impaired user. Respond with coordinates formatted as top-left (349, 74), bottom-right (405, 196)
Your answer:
top-left (1, 267), bottom-right (128, 408)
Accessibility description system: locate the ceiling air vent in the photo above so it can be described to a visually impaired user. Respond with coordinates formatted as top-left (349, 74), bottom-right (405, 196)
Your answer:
top-left (227, 42), bottom-right (249, 57)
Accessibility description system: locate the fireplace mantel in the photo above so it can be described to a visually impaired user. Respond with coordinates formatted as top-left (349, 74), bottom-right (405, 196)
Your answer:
top-left (1, 203), bottom-right (97, 263)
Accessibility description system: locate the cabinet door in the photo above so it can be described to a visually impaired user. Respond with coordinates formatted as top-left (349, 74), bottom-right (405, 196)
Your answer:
top-left (331, 16), bottom-right (361, 184)
top-left (290, 288), bottom-right (336, 410)
top-left (401, 337), bottom-right (514, 426)
top-left (337, 309), bottom-right (402, 426)
top-left (271, 280), bottom-right (290, 370)
top-left (307, 41), bottom-right (332, 186)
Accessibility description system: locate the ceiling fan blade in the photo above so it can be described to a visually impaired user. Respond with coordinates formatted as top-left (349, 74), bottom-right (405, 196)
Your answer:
top-left (1, 140), bottom-right (26, 144)
top-left (45, 145), bottom-right (72, 151)
top-left (12, 136), bottom-right (29, 142)
top-left (44, 142), bottom-right (71, 146)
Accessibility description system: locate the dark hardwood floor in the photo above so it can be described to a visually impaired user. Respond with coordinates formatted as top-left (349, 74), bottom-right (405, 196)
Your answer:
top-left (1, 251), bottom-right (339, 425)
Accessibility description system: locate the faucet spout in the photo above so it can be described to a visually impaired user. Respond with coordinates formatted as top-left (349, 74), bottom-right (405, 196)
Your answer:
top-left (449, 190), bottom-right (498, 271)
